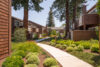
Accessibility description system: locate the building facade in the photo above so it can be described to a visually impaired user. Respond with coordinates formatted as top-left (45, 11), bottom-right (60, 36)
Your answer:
top-left (12, 17), bottom-right (47, 39)
top-left (71, 4), bottom-right (100, 41)
top-left (0, 0), bottom-right (11, 59)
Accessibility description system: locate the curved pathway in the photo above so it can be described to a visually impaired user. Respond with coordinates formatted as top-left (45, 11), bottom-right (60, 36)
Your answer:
top-left (37, 43), bottom-right (93, 67)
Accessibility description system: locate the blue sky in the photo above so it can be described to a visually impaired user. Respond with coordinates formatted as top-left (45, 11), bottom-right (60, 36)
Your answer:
top-left (12, 0), bottom-right (97, 27)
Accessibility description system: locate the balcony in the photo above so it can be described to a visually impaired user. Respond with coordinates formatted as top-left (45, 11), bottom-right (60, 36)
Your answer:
top-left (78, 14), bottom-right (99, 29)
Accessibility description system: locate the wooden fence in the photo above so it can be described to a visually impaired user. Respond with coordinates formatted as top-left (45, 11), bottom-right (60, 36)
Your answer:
top-left (0, 0), bottom-right (11, 59)
top-left (71, 30), bottom-right (97, 41)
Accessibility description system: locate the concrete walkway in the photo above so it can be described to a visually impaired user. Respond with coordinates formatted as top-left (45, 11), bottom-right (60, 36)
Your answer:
top-left (37, 43), bottom-right (93, 67)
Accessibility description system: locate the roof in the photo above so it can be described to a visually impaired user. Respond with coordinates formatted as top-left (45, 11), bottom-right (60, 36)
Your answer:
top-left (12, 16), bottom-right (45, 28)
top-left (87, 4), bottom-right (97, 13)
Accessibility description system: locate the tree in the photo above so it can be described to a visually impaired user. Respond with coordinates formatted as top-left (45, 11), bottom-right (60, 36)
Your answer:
top-left (70, 0), bottom-right (86, 29)
top-left (12, 0), bottom-right (43, 30)
top-left (97, 0), bottom-right (100, 53)
top-left (47, 8), bottom-right (55, 27)
top-left (52, 0), bottom-right (70, 38)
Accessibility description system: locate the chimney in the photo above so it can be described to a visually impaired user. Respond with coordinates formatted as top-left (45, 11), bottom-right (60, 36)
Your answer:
top-left (82, 5), bottom-right (87, 15)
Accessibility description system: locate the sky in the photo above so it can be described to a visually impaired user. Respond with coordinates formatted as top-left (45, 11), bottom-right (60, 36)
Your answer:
top-left (12, 0), bottom-right (97, 27)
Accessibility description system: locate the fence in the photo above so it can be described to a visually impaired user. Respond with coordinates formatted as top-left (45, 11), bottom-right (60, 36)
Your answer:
top-left (71, 30), bottom-right (97, 41)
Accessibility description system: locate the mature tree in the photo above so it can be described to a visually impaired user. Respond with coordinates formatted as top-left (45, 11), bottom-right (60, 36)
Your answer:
top-left (97, 0), bottom-right (100, 53)
top-left (12, 0), bottom-right (43, 30)
top-left (52, 0), bottom-right (86, 38)
top-left (70, 0), bottom-right (86, 29)
top-left (47, 8), bottom-right (55, 27)
top-left (52, 0), bottom-right (70, 38)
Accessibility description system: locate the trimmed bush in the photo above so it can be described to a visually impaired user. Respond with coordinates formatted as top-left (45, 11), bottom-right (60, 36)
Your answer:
top-left (24, 64), bottom-right (37, 67)
top-left (55, 44), bottom-right (62, 49)
top-left (91, 44), bottom-right (99, 52)
top-left (66, 47), bottom-right (74, 52)
top-left (75, 45), bottom-right (84, 51)
top-left (51, 65), bottom-right (59, 67)
top-left (2, 56), bottom-right (24, 67)
top-left (26, 52), bottom-right (39, 59)
top-left (11, 50), bottom-right (25, 58)
top-left (26, 55), bottom-right (40, 65)
top-left (14, 28), bottom-right (26, 42)
top-left (43, 58), bottom-right (58, 67)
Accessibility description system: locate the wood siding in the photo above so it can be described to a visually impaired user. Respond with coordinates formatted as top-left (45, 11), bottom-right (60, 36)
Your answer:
top-left (0, 0), bottom-right (11, 59)
top-left (71, 30), bottom-right (97, 41)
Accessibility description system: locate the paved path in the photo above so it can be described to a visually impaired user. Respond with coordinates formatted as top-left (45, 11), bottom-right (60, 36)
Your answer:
top-left (37, 43), bottom-right (93, 67)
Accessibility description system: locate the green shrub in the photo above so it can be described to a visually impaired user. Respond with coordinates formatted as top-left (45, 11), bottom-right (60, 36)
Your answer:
top-left (75, 45), bottom-right (84, 51)
top-left (50, 30), bottom-right (57, 37)
top-left (26, 55), bottom-right (40, 65)
top-left (24, 64), bottom-right (37, 67)
top-left (33, 33), bottom-right (39, 39)
top-left (14, 42), bottom-right (40, 54)
top-left (43, 58), bottom-right (58, 67)
top-left (14, 28), bottom-right (26, 42)
top-left (51, 65), bottom-right (59, 67)
top-left (66, 47), bottom-right (74, 52)
top-left (2, 56), bottom-right (24, 67)
top-left (50, 40), bottom-right (56, 46)
top-left (55, 44), bottom-right (62, 49)
top-left (80, 42), bottom-right (91, 49)
top-left (69, 44), bottom-right (76, 47)
top-left (11, 50), bottom-right (25, 58)
top-left (61, 45), bottom-right (67, 49)
top-left (91, 44), bottom-right (99, 52)
top-left (26, 52), bottom-right (39, 59)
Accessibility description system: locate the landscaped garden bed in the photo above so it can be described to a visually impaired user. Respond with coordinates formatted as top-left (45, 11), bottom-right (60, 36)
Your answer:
top-left (40, 39), bottom-right (100, 67)
top-left (1, 41), bottom-right (61, 67)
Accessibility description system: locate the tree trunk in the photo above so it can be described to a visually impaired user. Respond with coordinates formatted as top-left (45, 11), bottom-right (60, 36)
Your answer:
top-left (23, 0), bottom-right (29, 39)
top-left (72, 1), bottom-right (77, 30)
top-left (23, 8), bottom-right (28, 30)
top-left (65, 0), bottom-right (69, 39)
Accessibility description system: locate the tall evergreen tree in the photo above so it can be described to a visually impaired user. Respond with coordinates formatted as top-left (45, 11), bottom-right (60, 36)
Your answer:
top-left (12, 0), bottom-right (43, 30)
top-left (52, 0), bottom-right (70, 38)
top-left (52, 0), bottom-right (87, 38)
top-left (47, 8), bottom-right (55, 27)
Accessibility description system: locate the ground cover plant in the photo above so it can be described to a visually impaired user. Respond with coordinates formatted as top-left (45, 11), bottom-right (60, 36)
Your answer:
top-left (42, 39), bottom-right (100, 67)
top-left (2, 41), bottom-right (60, 67)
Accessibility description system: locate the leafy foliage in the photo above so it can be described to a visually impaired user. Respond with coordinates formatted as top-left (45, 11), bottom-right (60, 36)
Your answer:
top-left (12, 42), bottom-right (40, 54)
top-left (47, 8), bottom-right (55, 27)
top-left (11, 50), bottom-right (26, 58)
top-left (14, 28), bottom-right (26, 42)
top-left (97, 0), bottom-right (100, 15)
top-left (2, 56), bottom-right (24, 67)
top-left (24, 64), bottom-right (37, 67)
top-left (26, 55), bottom-right (40, 65)
top-left (43, 58), bottom-right (58, 67)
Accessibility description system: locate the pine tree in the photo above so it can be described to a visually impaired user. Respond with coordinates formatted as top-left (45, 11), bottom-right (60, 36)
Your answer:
top-left (47, 8), bottom-right (55, 27)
